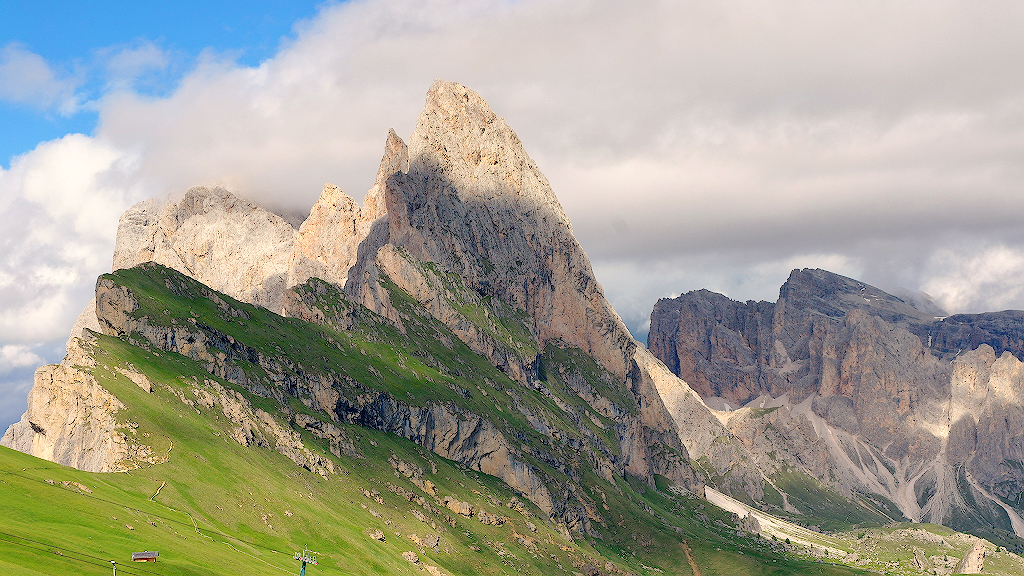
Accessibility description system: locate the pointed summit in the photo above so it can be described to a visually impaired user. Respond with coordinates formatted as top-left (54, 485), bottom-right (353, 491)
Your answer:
top-left (357, 81), bottom-right (760, 500)
top-left (385, 80), bottom-right (620, 373)
top-left (407, 80), bottom-right (562, 205)
top-left (286, 128), bottom-right (407, 290)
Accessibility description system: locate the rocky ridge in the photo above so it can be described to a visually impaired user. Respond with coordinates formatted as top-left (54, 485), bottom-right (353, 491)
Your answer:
top-left (345, 80), bottom-right (757, 498)
top-left (113, 186), bottom-right (298, 312)
top-left (106, 80), bottom-right (751, 500)
top-left (649, 268), bottom-right (1024, 538)
top-left (9, 80), bottom-right (759, 528)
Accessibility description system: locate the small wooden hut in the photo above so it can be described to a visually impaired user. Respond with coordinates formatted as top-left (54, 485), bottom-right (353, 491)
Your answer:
top-left (131, 551), bottom-right (159, 562)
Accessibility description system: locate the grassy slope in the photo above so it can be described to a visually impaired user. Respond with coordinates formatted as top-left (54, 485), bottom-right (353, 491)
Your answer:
top-left (834, 523), bottom-right (1024, 575)
top-left (768, 468), bottom-right (900, 532)
top-left (1, 264), bottom-right (869, 575)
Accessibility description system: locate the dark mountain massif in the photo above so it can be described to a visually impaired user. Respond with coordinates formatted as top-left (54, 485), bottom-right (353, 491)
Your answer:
top-left (649, 268), bottom-right (1024, 546)
top-left (3, 81), bottom-right (1024, 575)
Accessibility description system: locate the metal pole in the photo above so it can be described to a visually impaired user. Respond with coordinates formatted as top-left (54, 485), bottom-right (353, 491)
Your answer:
top-left (111, 560), bottom-right (116, 576)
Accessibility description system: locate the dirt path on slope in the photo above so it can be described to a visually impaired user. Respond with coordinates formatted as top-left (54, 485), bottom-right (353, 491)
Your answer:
top-left (681, 540), bottom-right (702, 576)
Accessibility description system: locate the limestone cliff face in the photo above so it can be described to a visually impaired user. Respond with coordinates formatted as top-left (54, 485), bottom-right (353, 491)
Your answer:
top-left (113, 186), bottom-right (298, 312)
top-left (949, 347), bottom-right (1024, 506)
top-left (648, 289), bottom-right (775, 405)
top-left (649, 270), bottom-right (951, 456)
top-left (111, 137), bottom-right (404, 313)
top-left (286, 183), bottom-right (369, 288)
top-left (649, 269), bottom-right (943, 409)
top-left (931, 311), bottom-right (1024, 359)
top-left (0, 335), bottom-right (159, 472)
top-left (649, 268), bottom-right (1024, 534)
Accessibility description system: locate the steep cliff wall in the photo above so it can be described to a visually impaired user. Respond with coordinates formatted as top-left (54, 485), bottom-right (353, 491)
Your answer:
top-left (0, 334), bottom-right (159, 472)
top-left (344, 81), bottom-right (763, 498)
top-left (649, 268), bottom-right (1024, 534)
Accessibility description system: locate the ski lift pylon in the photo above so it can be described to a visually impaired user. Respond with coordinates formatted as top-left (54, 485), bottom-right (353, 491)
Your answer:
top-left (293, 546), bottom-right (318, 575)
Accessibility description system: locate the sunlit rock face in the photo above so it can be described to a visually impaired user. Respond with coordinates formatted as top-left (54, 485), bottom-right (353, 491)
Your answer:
top-left (113, 186), bottom-right (297, 312)
top-left (287, 130), bottom-right (400, 290)
top-left (382, 80), bottom-right (631, 380)
top-left (0, 335), bottom-right (160, 473)
top-left (650, 268), bottom-right (1024, 534)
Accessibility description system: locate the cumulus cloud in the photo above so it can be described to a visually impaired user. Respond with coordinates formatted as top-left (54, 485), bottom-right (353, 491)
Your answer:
top-left (0, 134), bottom-right (142, 344)
top-left (0, 345), bottom-right (43, 374)
top-left (921, 245), bottom-right (1024, 314)
top-left (4, 0), bottom-right (1024, 424)
top-left (0, 43), bottom-right (81, 113)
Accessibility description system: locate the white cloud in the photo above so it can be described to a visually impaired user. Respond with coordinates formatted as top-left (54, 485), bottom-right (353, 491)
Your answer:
top-left (0, 43), bottom-right (81, 114)
top-left (101, 41), bottom-right (170, 91)
top-left (0, 345), bottom-right (43, 374)
top-left (921, 245), bottom-right (1024, 314)
top-left (81, 0), bottom-right (1024, 261)
top-left (0, 134), bottom-right (143, 344)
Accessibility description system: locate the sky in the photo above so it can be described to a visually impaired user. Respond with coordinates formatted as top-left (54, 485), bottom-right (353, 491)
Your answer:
top-left (2, 0), bottom-right (1024, 429)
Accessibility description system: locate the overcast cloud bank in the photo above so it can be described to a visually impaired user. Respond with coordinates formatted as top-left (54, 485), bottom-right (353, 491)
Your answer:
top-left (2, 0), bottom-right (1024, 425)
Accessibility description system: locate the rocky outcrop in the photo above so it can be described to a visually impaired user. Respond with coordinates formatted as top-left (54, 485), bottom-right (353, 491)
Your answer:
top-left (113, 186), bottom-right (298, 312)
top-left (649, 268), bottom-right (1024, 534)
top-left (0, 334), bottom-right (158, 472)
top-left (345, 393), bottom-right (556, 518)
top-left (374, 243), bottom-right (539, 387)
top-left (930, 311), bottom-right (1024, 359)
top-left (286, 131), bottom-right (400, 289)
top-left (648, 289), bottom-right (775, 405)
top-left (110, 139), bottom-right (405, 314)
top-left (954, 539), bottom-right (988, 574)
top-left (174, 376), bottom-right (337, 478)
top-left (648, 269), bottom-right (944, 408)
top-left (950, 347), bottom-right (1024, 516)
top-left (632, 347), bottom-right (763, 498)
top-left (287, 183), bottom-right (372, 288)
top-left (649, 271), bottom-right (951, 452)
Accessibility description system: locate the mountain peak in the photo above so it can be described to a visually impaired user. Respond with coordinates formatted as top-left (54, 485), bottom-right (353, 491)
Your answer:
top-left (778, 267), bottom-right (937, 329)
top-left (405, 80), bottom-right (563, 208)
top-left (423, 79), bottom-right (499, 129)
